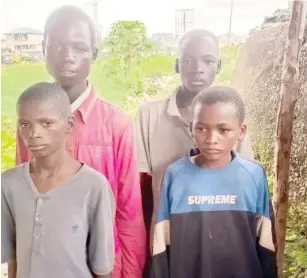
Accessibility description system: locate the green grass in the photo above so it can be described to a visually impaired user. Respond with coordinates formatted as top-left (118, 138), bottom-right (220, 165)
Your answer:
top-left (1, 54), bottom-right (176, 117)
top-left (2, 63), bottom-right (50, 117)
top-left (215, 45), bottom-right (242, 85)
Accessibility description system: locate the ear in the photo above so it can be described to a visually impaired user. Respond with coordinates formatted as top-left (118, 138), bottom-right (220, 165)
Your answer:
top-left (175, 58), bottom-right (179, 74)
top-left (92, 47), bottom-right (98, 63)
top-left (67, 115), bottom-right (75, 134)
top-left (238, 124), bottom-right (247, 142)
top-left (216, 59), bottom-right (222, 74)
top-left (42, 40), bottom-right (46, 58)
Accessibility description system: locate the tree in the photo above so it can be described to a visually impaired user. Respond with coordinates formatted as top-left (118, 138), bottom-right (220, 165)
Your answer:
top-left (273, 1), bottom-right (306, 277)
top-left (104, 21), bottom-right (152, 76)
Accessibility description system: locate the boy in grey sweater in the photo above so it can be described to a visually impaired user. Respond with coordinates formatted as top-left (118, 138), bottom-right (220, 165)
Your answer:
top-left (1, 82), bottom-right (115, 278)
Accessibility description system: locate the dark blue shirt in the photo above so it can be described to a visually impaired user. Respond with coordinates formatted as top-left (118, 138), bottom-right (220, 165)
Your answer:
top-left (151, 153), bottom-right (277, 278)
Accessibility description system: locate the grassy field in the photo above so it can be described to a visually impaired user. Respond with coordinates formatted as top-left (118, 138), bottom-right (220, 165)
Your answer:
top-left (2, 55), bottom-right (176, 117)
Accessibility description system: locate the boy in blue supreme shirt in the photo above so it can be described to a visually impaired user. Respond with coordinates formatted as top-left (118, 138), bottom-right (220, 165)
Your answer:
top-left (151, 86), bottom-right (277, 278)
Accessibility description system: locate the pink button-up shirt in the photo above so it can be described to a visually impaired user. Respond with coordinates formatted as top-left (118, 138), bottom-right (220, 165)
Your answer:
top-left (16, 86), bottom-right (146, 278)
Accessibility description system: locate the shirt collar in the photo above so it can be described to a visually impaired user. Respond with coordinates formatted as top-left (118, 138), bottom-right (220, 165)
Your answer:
top-left (72, 85), bottom-right (98, 124)
top-left (71, 83), bottom-right (92, 113)
top-left (167, 87), bottom-right (182, 118)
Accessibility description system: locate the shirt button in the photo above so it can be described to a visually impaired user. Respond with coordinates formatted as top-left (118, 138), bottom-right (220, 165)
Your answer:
top-left (38, 198), bottom-right (43, 204)
top-left (35, 234), bottom-right (40, 239)
top-left (36, 216), bottom-right (42, 222)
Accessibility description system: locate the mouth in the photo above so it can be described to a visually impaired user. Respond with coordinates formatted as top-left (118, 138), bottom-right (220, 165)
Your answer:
top-left (59, 68), bottom-right (77, 77)
top-left (203, 149), bottom-right (222, 154)
top-left (28, 145), bottom-right (47, 151)
top-left (191, 79), bottom-right (206, 87)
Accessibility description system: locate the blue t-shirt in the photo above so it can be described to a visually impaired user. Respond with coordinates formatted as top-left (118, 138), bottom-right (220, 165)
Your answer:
top-left (151, 153), bottom-right (277, 278)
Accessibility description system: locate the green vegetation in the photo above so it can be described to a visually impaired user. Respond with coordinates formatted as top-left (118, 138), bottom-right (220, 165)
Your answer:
top-left (104, 21), bottom-right (152, 76)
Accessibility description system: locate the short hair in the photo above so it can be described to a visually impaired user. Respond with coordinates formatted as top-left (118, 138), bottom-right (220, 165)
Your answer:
top-left (44, 5), bottom-right (96, 47)
top-left (192, 86), bottom-right (246, 124)
top-left (17, 82), bottom-right (71, 117)
top-left (179, 29), bottom-right (219, 55)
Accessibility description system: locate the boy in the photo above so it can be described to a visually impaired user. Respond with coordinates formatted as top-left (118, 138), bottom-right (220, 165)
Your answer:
top-left (15, 6), bottom-right (146, 278)
top-left (136, 29), bottom-right (254, 237)
top-left (136, 30), bottom-right (254, 275)
top-left (2, 82), bottom-right (115, 278)
top-left (151, 86), bottom-right (277, 278)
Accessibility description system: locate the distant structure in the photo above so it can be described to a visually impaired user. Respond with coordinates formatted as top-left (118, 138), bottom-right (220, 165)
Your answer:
top-left (3, 27), bottom-right (43, 53)
top-left (175, 9), bottom-right (194, 39)
top-left (84, 0), bottom-right (101, 40)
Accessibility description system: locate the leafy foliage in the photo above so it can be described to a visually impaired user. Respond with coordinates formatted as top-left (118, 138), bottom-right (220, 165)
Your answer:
top-left (104, 21), bottom-right (152, 76)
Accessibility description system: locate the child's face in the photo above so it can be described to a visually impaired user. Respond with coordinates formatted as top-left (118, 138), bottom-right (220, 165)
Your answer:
top-left (192, 102), bottom-right (246, 162)
top-left (178, 37), bottom-right (221, 94)
top-left (43, 20), bottom-right (95, 89)
top-left (17, 99), bottom-right (74, 158)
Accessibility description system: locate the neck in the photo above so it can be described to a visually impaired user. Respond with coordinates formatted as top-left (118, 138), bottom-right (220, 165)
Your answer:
top-left (30, 147), bottom-right (71, 176)
top-left (176, 86), bottom-right (198, 109)
top-left (60, 80), bottom-right (88, 104)
top-left (196, 152), bottom-right (232, 169)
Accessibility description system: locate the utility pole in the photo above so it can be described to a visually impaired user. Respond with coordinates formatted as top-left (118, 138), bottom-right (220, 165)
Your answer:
top-left (273, 1), bottom-right (306, 277)
top-left (228, 0), bottom-right (234, 45)
top-left (183, 11), bottom-right (186, 34)
top-left (85, 0), bottom-right (100, 42)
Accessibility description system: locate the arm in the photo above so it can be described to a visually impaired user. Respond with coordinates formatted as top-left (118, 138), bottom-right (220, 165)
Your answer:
top-left (88, 176), bottom-right (116, 278)
top-left (15, 129), bottom-right (30, 165)
top-left (256, 170), bottom-right (277, 278)
top-left (9, 130), bottom-right (27, 277)
top-left (140, 173), bottom-right (153, 233)
top-left (115, 121), bottom-right (147, 278)
top-left (151, 170), bottom-right (171, 278)
top-left (1, 187), bottom-right (16, 278)
top-left (140, 173), bottom-right (153, 278)
top-left (8, 261), bottom-right (17, 278)
top-left (135, 108), bottom-right (154, 233)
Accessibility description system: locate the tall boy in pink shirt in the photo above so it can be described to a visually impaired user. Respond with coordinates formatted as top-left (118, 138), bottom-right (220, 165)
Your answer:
top-left (15, 5), bottom-right (146, 278)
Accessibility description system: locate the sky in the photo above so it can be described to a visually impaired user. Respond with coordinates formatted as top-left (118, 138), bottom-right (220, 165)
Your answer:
top-left (1, 0), bottom-right (289, 37)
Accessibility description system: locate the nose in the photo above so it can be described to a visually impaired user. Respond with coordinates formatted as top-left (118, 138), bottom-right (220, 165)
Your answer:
top-left (62, 47), bottom-right (75, 63)
top-left (190, 60), bottom-right (205, 74)
top-left (204, 130), bottom-right (218, 145)
top-left (29, 125), bottom-right (42, 139)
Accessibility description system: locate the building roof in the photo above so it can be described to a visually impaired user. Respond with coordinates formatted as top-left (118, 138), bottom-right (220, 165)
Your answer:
top-left (4, 27), bottom-right (43, 35)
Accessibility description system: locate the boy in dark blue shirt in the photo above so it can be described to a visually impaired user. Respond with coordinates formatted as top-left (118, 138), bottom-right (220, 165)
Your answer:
top-left (151, 86), bottom-right (277, 278)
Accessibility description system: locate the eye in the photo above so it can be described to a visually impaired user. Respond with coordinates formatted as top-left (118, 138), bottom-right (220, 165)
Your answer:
top-left (20, 123), bottom-right (29, 128)
top-left (204, 60), bottom-right (215, 65)
top-left (74, 45), bottom-right (88, 53)
top-left (195, 127), bottom-right (205, 132)
top-left (48, 44), bottom-right (60, 51)
top-left (181, 58), bottom-right (192, 65)
top-left (42, 121), bottom-right (52, 126)
top-left (77, 47), bottom-right (86, 53)
top-left (220, 128), bottom-right (230, 133)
